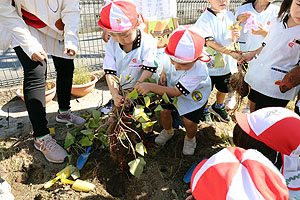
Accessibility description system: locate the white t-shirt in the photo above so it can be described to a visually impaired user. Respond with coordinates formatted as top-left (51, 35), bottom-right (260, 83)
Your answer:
top-left (165, 60), bottom-right (211, 115)
top-left (194, 8), bottom-right (238, 76)
top-left (244, 17), bottom-right (300, 100)
top-left (235, 3), bottom-right (279, 52)
top-left (103, 30), bottom-right (158, 89)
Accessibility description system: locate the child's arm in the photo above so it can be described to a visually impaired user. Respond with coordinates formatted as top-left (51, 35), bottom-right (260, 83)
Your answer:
top-left (206, 40), bottom-right (241, 60)
top-left (61, 0), bottom-right (80, 56)
top-left (241, 45), bottom-right (264, 63)
top-left (106, 74), bottom-right (124, 107)
top-left (279, 63), bottom-right (300, 93)
top-left (136, 70), bottom-right (153, 85)
top-left (136, 82), bottom-right (181, 97)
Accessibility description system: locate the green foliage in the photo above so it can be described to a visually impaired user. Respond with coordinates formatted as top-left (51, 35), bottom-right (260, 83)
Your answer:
top-left (128, 157), bottom-right (146, 178)
top-left (72, 61), bottom-right (91, 85)
top-left (162, 92), bottom-right (170, 103)
top-left (64, 132), bottom-right (75, 149)
top-left (128, 88), bottom-right (138, 100)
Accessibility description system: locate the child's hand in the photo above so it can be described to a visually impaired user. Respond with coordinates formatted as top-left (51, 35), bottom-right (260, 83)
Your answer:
top-left (113, 93), bottom-right (124, 107)
top-left (251, 23), bottom-right (268, 37)
top-left (136, 82), bottom-right (152, 95)
top-left (229, 51), bottom-right (242, 61)
top-left (102, 30), bottom-right (110, 43)
top-left (185, 189), bottom-right (195, 200)
top-left (241, 51), bottom-right (256, 63)
top-left (231, 27), bottom-right (240, 43)
top-left (236, 12), bottom-right (251, 24)
top-left (64, 48), bottom-right (76, 56)
top-left (159, 73), bottom-right (166, 86)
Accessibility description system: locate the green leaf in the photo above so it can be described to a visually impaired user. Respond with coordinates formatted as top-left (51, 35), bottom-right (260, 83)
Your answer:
top-left (119, 132), bottom-right (126, 140)
top-left (135, 142), bottom-right (145, 156)
top-left (172, 96), bottom-right (178, 109)
top-left (144, 78), bottom-right (156, 84)
top-left (128, 157), bottom-right (146, 178)
top-left (70, 165), bottom-right (80, 179)
top-left (136, 123), bottom-right (141, 128)
top-left (162, 92), bottom-right (170, 103)
top-left (146, 92), bottom-right (156, 97)
top-left (87, 134), bottom-right (95, 141)
top-left (92, 110), bottom-right (101, 120)
top-left (64, 132), bottom-right (75, 149)
top-left (97, 134), bottom-right (108, 147)
top-left (142, 121), bottom-right (157, 130)
top-left (81, 129), bottom-right (94, 135)
top-left (154, 104), bottom-right (164, 112)
top-left (140, 109), bottom-right (150, 122)
top-left (79, 136), bottom-right (93, 146)
top-left (128, 88), bottom-right (138, 100)
top-left (89, 118), bottom-right (101, 128)
top-left (126, 75), bottom-right (131, 80)
top-left (144, 96), bottom-right (150, 108)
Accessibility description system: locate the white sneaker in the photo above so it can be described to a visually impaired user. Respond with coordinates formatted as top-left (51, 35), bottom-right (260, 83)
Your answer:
top-left (183, 138), bottom-right (196, 156)
top-left (0, 178), bottom-right (14, 200)
top-left (225, 92), bottom-right (236, 110)
top-left (56, 109), bottom-right (85, 125)
top-left (155, 129), bottom-right (174, 146)
top-left (242, 104), bottom-right (250, 114)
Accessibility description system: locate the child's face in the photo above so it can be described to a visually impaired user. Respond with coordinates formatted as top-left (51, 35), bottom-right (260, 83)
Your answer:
top-left (289, 0), bottom-right (300, 26)
top-left (109, 28), bottom-right (137, 46)
top-left (170, 59), bottom-right (195, 70)
top-left (207, 0), bottom-right (230, 11)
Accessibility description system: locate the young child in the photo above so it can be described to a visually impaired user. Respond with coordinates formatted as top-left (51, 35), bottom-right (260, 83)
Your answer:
top-left (8, 0), bottom-right (84, 163)
top-left (98, 0), bottom-right (158, 107)
top-left (241, 0), bottom-right (300, 111)
top-left (235, 0), bottom-right (279, 113)
top-left (186, 147), bottom-right (289, 200)
top-left (234, 107), bottom-right (300, 199)
top-left (194, 0), bottom-right (241, 122)
top-left (136, 26), bottom-right (212, 155)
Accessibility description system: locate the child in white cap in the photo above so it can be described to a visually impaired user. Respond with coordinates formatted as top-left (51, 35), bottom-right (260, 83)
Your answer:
top-left (136, 26), bottom-right (211, 155)
top-left (186, 146), bottom-right (289, 200)
top-left (234, 107), bottom-right (300, 199)
top-left (98, 0), bottom-right (158, 108)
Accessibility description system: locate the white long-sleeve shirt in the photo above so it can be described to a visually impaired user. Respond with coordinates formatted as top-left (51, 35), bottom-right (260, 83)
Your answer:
top-left (0, 0), bottom-right (43, 58)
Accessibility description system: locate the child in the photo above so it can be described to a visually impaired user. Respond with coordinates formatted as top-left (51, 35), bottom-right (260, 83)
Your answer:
top-left (136, 26), bottom-right (212, 155)
top-left (241, 0), bottom-right (300, 111)
top-left (9, 0), bottom-right (85, 163)
top-left (235, 0), bottom-right (279, 113)
top-left (234, 107), bottom-right (300, 199)
top-left (194, 0), bottom-right (241, 122)
top-left (186, 147), bottom-right (289, 200)
top-left (98, 0), bottom-right (158, 107)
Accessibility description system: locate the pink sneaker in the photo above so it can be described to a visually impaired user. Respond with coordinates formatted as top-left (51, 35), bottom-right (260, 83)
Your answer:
top-left (34, 135), bottom-right (68, 163)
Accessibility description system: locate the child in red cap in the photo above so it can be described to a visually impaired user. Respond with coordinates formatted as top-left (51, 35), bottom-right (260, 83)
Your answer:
top-left (234, 107), bottom-right (300, 199)
top-left (136, 26), bottom-right (212, 155)
top-left (98, 0), bottom-right (158, 107)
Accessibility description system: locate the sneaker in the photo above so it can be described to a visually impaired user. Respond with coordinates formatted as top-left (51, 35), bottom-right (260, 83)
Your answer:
top-left (155, 129), bottom-right (174, 146)
top-left (34, 135), bottom-right (68, 163)
top-left (201, 111), bottom-right (212, 123)
top-left (225, 93), bottom-right (236, 110)
top-left (0, 178), bottom-right (14, 200)
top-left (183, 138), bottom-right (196, 155)
top-left (209, 102), bottom-right (231, 122)
top-left (56, 109), bottom-right (85, 125)
top-left (100, 99), bottom-right (114, 115)
top-left (171, 109), bottom-right (183, 129)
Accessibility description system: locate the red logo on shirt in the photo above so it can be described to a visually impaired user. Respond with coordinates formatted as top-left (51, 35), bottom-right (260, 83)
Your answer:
top-left (267, 21), bottom-right (270, 25)
top-left (288, 39), bottom-right (300, 48)
top-left (132, 58), bottom-right (137, 63)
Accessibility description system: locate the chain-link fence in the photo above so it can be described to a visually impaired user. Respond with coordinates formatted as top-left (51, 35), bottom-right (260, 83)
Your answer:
top-left (0, 0), bottom-right (281, 88)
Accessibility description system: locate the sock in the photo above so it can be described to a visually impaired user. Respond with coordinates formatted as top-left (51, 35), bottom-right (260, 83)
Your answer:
top-left (185, 135), bottom-right (195, 140)
top-left (215, 102), bottom-right (224, 108)
top-left (59, 109), bottom-right (69, 113)
top-left (35, 134), bottom-right (50, 140)
top-left (166, 129), bottom-right (174, 135)
top-left (204, 108), bottom-right (209, 113)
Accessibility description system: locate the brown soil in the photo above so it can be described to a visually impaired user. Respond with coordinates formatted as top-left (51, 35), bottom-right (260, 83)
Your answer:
top-left (0, 84), bottom-right (294, 200)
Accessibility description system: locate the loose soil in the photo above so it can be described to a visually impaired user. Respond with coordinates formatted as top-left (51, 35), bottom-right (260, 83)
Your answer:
top-left (0, 80), bottom-right (295, 200)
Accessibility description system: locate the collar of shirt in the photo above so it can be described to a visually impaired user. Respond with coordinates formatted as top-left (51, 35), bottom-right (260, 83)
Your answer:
top-left (282, 14), bottom-right (289, 29)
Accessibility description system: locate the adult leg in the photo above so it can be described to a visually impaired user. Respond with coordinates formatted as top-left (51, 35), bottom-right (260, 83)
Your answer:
top-left (52, 56), bottom-right (74, 110)
top-left (14, 46), bottom-right (49, 137)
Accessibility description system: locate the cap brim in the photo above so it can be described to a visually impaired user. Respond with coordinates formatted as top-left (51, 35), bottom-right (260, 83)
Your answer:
top-left (235, 111), bottom-right (252, 134)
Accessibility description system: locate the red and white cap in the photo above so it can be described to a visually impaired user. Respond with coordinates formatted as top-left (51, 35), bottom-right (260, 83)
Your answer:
top-left (98, 0), bottom-right (138, 32)
top-left (191, 147), bottom-right (289, 200)
top-left (165, 26), bottom-right (210, 63)
top-left (235, 107), bottom-right (300, 190)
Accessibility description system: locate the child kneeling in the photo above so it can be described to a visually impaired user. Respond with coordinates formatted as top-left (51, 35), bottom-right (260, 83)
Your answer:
top-left (136, 26), bottom-right (211, 155)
